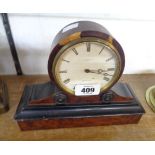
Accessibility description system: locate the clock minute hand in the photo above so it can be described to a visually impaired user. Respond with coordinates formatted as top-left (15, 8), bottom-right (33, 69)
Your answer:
top-left (85, 69), bottom-right (113, 76)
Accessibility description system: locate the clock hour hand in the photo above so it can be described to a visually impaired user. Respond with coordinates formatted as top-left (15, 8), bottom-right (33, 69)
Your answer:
top-left (85, 69), bottom-right (97, 74)
top-left (85, 69), bottom-right (106, 74)
top-left (85, 69), bottom-right (103, 74)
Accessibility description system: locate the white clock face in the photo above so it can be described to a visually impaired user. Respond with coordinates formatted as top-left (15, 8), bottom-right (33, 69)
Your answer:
top-left (53, 39), bottom-right (120, 94)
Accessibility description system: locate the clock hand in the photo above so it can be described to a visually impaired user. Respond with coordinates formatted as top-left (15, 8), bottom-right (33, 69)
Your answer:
top-left (85, 69), bottom-right (101, 74)
top-left (85, 69), bottom-right (106, 74)
top-left (85, 69), bottom-right (113, 76)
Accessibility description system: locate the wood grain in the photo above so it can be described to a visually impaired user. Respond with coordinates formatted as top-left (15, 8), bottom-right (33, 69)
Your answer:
top-left (0, 74), bottom-right (155, 140)
top-left (18, 115), bottom-right (142, 131)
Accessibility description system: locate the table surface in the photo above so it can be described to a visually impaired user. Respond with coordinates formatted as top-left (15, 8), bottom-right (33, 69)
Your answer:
top-left (0, 74), bottom-right (155, 140)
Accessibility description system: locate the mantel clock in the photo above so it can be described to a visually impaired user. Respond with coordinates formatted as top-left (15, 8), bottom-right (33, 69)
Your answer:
top-left (15, 21), bottom-right (145, 130)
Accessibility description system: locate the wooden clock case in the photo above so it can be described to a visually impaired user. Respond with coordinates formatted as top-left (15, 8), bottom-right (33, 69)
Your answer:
top-left (14, 21), bottom-right (145, 130)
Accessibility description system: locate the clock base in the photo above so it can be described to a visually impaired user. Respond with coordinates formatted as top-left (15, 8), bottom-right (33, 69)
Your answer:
top-left (14, 82), bottom-right (145, 130)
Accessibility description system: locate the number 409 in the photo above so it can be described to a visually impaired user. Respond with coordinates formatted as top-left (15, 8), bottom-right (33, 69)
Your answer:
top-left (81, 87), bottom-right (95, 93)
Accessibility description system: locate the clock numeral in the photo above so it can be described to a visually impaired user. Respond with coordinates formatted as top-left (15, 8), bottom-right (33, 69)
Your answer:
top-left (62, 59), bottom-right (70, 63)
top-left (86, 42), bottom-right (91, 52)
top-left (63, 78), bottom-right (70, 84)
top-left (103, 77), bottom-right (110, 81)
top-left (107, 68), bottom-right (115, 71)
top-left (106, 56), bottom-right (114, 62)
top-left (59, 70), bottom-right (67, 73)
top-left (72, 48), bottom-right (78, 55)
top-left (99, 46), bottom-right (105, 55)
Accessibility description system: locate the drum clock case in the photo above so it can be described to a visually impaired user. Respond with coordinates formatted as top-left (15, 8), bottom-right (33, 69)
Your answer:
top-left (14, 21), bottom-right (145, 130)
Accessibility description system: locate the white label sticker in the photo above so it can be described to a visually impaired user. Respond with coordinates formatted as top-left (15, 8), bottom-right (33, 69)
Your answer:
top-left (62, 23), bottom-right (79, 33)
top-left (75, 84), bottom-right (100, 96)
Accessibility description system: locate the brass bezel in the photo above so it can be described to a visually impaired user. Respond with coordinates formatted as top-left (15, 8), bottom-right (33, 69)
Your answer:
top-left (52, 37), bottom-right (122, 95)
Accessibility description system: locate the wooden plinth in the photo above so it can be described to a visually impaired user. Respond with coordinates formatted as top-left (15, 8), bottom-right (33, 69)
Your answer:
top-left (15, 82), bottom-right (145, 131)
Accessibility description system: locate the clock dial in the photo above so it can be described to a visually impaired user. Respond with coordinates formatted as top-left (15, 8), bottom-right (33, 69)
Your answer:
top-left (53, 39), bottom-right (121, 95)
